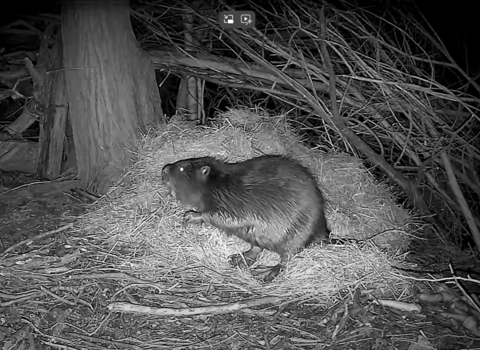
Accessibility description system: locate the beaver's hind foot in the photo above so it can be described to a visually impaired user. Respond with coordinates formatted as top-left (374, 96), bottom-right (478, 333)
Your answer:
top-left (228, 253), bottom-right (255, 269)
top-left (228, 245), bottom-right (262, 269)
top-left (251, 264), bottom-right (285, 283)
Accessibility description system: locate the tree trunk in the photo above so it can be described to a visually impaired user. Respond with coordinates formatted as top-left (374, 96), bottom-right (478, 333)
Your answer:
top-left (37, 23), bottom-right (67, 179)
top-left (62, 0), bottom-right (163, 195)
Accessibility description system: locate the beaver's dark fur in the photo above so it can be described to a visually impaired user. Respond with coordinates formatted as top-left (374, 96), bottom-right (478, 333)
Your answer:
top-left (161, 154), bottom-right (331, 282)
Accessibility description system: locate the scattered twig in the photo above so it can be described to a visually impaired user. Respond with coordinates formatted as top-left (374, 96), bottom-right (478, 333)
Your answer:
top-left (85, 312), bottom-right (113, 337)
top-left (1, 324), bottom-right (31, 349)
top-left (107, 297), bottom-right (283, 317)
top-left (68, 272), bottom-right (165, 287)
top-left (332, 301), bottom-right (350, 340)
top-left (392, 273), bottom-right (480, 285)
top-left (0, 294), bottom-right (40, 307)
top-left (39, 286), bottom-right (77, 307)
top-left (0, 223), bottom-right (73, 258)
top-left (448, 263), bottom-right (480, 313)
top-left (67, 332), bottom-right (159, 350)
top-left (41, 342), bottom-right (79, 350)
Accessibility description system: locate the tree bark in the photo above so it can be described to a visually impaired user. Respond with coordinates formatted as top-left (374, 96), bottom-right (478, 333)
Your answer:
top-left (37, 23), bottom-right (67, 179)
top-left (62, 0), bottom-right (163, 194)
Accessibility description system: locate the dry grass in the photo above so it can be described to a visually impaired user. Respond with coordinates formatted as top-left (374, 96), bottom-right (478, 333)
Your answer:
top-left (73, 108), bottom-right (420, 303)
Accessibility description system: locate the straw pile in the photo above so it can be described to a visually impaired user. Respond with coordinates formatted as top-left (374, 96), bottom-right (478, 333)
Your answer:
top-left (74, 108), bottom-right (419, 303)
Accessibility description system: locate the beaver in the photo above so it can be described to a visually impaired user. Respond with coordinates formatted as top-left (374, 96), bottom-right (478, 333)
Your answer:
top-left (161, 154), bottom-right (332, 282)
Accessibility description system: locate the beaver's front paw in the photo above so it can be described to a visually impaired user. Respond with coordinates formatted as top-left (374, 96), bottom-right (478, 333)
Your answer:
top-left (182, 210), bottom-right (204, 228)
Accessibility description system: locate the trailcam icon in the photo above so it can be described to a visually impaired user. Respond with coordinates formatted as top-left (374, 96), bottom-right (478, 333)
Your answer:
top-left (240, 14), bottom-right (252, 25)
top-left (224, 14), bottom-right (234, 24)
top-left (219, 11), bottom-right (255, 29)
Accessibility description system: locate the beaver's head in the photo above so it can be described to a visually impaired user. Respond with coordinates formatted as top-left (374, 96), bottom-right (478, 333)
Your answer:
top-left (161, 157), bottom-right (217, 211)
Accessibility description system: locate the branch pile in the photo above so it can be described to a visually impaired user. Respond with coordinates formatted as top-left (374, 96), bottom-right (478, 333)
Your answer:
top-left (131, 0), bottom-right (480, 247)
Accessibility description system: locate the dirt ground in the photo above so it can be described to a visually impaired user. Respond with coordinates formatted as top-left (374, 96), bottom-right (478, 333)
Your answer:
top-left (1, 191), bottom-right (479, 350)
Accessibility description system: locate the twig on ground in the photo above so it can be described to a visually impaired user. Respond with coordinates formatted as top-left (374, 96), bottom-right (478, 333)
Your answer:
top-left (393, 273), bottom-right (480, 285)
top-left (0, 223), bottom-right (73, 258)
top-left (69, 333), bottom-right (142, 349)
top-left (68, 272), bottom-right (164, 286)
top-left (448, 263), bottom-right (480, 313)
top-left (107, 296), bottom-right (283, 316)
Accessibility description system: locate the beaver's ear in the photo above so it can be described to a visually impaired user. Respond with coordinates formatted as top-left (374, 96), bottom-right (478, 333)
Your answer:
top-left (200, 166), bottom-right (210, 177)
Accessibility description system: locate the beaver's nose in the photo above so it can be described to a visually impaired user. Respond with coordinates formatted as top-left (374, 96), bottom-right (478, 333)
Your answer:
top-left (161, 164), bottom-right (172, 184)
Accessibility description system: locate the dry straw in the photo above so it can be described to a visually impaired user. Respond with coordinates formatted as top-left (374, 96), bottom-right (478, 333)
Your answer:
top-left (74, 108), bottom-right (419, 303)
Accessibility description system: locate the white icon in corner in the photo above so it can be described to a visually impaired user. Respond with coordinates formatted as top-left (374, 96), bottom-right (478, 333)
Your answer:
top-left (224, 14), bottom-right (234, 24)
top-left (240, 14), bottom-right (252, 25)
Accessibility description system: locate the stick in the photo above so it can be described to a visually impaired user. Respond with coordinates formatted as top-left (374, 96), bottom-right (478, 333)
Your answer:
top-left (391, 273), bottom-right (480, 285)
top-left (107, 296), bottom-right (283, 316)
top-left (441, 149), bottom-right (480, 251)
top-left (68, 272), bottom-right (163, 286)
top-left (0, 223), bottom-right (73, 258)
top-left (66, 333), bottom-right (142, 350)
top-left (448, 263), bottom-right (480, 313)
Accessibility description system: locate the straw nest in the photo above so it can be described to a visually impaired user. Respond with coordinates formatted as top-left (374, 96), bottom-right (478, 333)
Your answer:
top-left (74, 108), bottom-right (420, 302)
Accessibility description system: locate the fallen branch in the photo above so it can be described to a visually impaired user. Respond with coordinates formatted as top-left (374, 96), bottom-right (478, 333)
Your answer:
top-left (372, 299), bottom-right (422, 313)
top-left (107, 296), bottom-right (283, 316)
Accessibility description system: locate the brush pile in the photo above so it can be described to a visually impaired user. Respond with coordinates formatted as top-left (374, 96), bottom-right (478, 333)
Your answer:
top-left (132, 0), bottom-right (480, 246)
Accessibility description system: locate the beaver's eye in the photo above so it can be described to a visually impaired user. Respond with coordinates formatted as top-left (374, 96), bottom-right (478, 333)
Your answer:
top-left (177, 166), bottom-right (190, 178)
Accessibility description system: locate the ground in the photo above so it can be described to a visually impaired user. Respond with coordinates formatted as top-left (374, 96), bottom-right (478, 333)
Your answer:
top-left (0, 190), bottom-right (479, 350)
